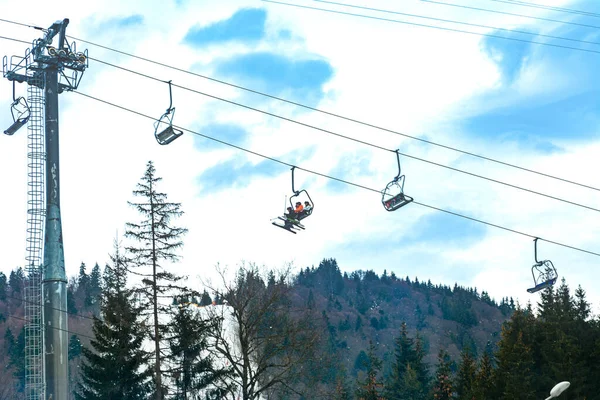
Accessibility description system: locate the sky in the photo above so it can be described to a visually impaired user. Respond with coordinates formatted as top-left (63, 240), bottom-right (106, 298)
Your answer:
top-left (0, 0), bottom-right (599, 312)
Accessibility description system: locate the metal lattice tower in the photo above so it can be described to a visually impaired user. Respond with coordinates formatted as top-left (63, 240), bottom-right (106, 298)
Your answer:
top-left (24, 66), bottom-right (46, 400)
top-left (4, 20), bottom-right (88, 400)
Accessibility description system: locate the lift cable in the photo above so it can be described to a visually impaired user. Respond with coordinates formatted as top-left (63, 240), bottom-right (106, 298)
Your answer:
top-left (487, 0), bottom-right (600, 19)
top-left (262, 0), bottom-right (600, 55)
top-left (7, 314), bottom-right (96, 341)
top-left (420, 0), bottom-right (600, 30)
top-left (4, 292), bottom-right (97, 321)
top-left (311, 0), bottom-right (600, 47)
top-left (0, 35), bottom-right (31, 45)
top-left (1, 32), bottom-right (599, 211)
top-left (0, 18), bottom-right (45, 31)
top-left (85, 56), bottom-right (600, 214)
top-left (72, 90), bottom-right (600, 258)
top-left (73, 35), bottom-right (600, 193)
top-left (0, 27), bottom-right (598, 193)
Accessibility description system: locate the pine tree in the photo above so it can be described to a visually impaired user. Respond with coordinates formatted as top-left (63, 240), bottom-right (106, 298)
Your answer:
top-left (574, 285), bottom-right (590, 321)
top-left (385, 322), bottom-right (428, 400)
top-left (8, 267), bottom-right (24, 295)
top-left (76, 262), bottom-right (90, 300)
top-left (332, 364), bottom-right (352, 400)
top-left (6, 326), bottom-right (25, 393)
top-left (431, 349), bottom-right (454, 400)
top-left (494, 308), bottom-right (536, 400)
top-left (0, 272), bottom-right (7, 300)
top-left (3, 327), bottom-right (15, 354)
top-left (538, 280), bottom-right (589, 399)
top-left (85, 263), bottom-right (102, 311)
top-left (167, 305), bottom-right (230, 399)
top-left (76, 240), bottom-right (152, 399)
top-left (125, 160), bottom-right (188, 400)
top-left (68, 335), bottom-right (82, 360)
top-left (456, 348), bottom-right (476, 400)
top-left (307, 289), bottom-right (315, 309)
top-left (355, 341), bottom-right (383, 400)
top-left (199, 290), bottom-right (212, 306)
top-left (473, 349), bottom-right (494, 400)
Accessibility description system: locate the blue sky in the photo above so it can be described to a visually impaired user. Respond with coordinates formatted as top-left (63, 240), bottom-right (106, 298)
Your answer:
top-left (1, 0), bottom-right (599, 312)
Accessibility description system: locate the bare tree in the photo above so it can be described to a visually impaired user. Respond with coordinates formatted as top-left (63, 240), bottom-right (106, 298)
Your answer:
top-left (203, 264), bottom-right (324, 400)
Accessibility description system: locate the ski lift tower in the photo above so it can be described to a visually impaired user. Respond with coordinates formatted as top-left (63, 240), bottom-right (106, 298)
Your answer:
top-left (3, 18), bottom-right (88, 400)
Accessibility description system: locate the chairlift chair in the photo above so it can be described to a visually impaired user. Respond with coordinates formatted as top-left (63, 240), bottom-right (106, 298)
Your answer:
top-left (154, 80), bottom-right (183, 145)
top-left (271, 167), bottom-right (314, 233)
top-left (4, 83), bottom-right (30, 136)
top-left (382, 150), bottom-right (413, 211)
top-left (527, 238), bottom-right (558, 294)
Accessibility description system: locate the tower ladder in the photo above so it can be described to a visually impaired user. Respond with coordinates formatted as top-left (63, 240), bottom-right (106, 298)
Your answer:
top-left (23, 68), bottom-right (46, 400)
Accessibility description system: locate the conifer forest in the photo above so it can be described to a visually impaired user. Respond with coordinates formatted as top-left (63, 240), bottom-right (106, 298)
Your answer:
top-left (1, 162), bottom-right (598, 400)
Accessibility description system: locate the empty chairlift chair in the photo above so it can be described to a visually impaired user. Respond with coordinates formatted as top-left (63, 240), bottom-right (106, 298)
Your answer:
top-left (382, 150), bottom-right (413, 211)
top-left (527, 238), bottom-right (558, 294)
top-left (4, 83), bottom-right (30, 135)
top-left (153, 80), bottom-right (183, 145)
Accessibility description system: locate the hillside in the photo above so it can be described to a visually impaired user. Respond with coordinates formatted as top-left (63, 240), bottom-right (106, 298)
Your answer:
top-left (0, 258), bottom-right (514, 397)
top-left (290, 259), bottom-right (513, 374)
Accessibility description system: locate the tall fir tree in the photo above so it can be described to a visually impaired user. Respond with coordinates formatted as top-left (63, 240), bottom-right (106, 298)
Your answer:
top-left (167, 305), bottom-right (230, 399)
top-left (199, 290), bottom-right (212, 306)
top-left (537, 280), bottom-right (588, 399)
top-left (76, 239), bottom-right (152, 400)
top-left (494, 307), bottom-right (536, 400)
top-left (355, 341), bottom-right (384, 400)
top-left (385, 322), bottom-right (429, 400)
top-left (85, 263), bottom-right (102, 312)
top-left (8, 267), bottom-right (24, 295)
top-left (431, 349), bottom-right (454, 400)
top-left (125, 160), bottom-right (188, 400)
top-left (76, 262), bottom-right (90, 300)
top-left (0, 272), bottom-right (7, 300)
top-left (332, 364), bottom-right (352, 400)
top-left (473, 349), bottom-right (494, 400)
top-left (7, 326), bottom-right (25, 393)
top-left (455, 348), bottom-right (476, 400)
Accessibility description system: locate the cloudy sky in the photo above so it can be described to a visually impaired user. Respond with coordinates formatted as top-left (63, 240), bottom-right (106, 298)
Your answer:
top-left (1, 0), bottom-right (599, 310)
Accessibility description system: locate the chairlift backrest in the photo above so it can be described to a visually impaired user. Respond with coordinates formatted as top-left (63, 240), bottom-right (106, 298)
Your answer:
top-left (289, 189), bottom-right (314, 213)
top-left (289, 167), bottom-right (314, 214)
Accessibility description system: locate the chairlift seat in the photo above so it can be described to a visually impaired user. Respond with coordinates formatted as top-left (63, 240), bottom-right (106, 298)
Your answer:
top-left (297, 208), bottom-right (313, 221)
top-left (383, 192), bottom-right (413, 211)
top-left (156, 125), bottom-right (183, 145)
top-left (4, 118), bottom-right (27, 136)
top-left (527, 277), bottom-right (558, 294)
